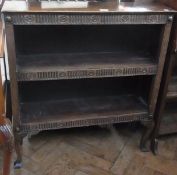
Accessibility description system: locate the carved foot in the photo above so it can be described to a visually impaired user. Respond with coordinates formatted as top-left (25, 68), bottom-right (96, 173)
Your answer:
top-left (14, 132), bottom-right (26, 169)
top-left (151, 138), bottom-right (158, 155)
top-left (14, 160), bottom-right (22, 169)
top-left (140, 120), bottom-right (155, 152)
top-left (14, 139), bottom-right (22, 169)
top-left (140, 143), bottom-right (150, 152)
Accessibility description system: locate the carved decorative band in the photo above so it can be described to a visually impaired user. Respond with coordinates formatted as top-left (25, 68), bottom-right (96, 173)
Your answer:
top-left (17, 66), bottom-right (157, 81)
top-left (21, 113), bottom-right (149, 132)
top-left (7, 14), bottom-right (170, 25)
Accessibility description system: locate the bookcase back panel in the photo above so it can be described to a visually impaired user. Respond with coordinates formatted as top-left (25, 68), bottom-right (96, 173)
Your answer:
top-left (18, 76), bottom-right (152, 103)
top-left (15, 25), bottom-right (162, 57)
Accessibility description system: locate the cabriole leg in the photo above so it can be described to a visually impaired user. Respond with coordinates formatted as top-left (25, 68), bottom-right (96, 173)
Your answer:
top-left (14, 132), bottom-right (26, 169)
top-left (151, 138), bottom-right (158, 155)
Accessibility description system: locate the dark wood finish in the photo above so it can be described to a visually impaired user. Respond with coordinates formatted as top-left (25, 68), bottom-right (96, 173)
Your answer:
top-left (2, 0), bottom-right (174, 167)
top-left (17, 52), bottom-right (157, 81)
top-left (152, 53), bottom-right (177, 153)
top-left (5, 24), bottom-right (20, 127)
top-left (15, 24), bottom-right (161, 81)
top-left (15, 24), bottom-right (160, 81)
top-left (21, 94), bottom-right (148, 131)
top-left (159, 0), bottom-right (177, 51)
top-left (5, 22), bottom-right (22, 169)
top-left (18, 78), bottom-right (149, 132)
top-left (148, 20), bottom-right (172, 116)
top-left (154, 53), bottom-right (177, 137)
top-left (152, 0), bottom-right (177, 154)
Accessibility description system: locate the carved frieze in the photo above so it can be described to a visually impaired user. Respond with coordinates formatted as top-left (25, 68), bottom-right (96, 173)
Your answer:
top-left (21, 113), bottom-right (149, 132)
top-left (17, 66), bottom-right (157, 81)
top-left (4, 14), bottom-right (170, 25)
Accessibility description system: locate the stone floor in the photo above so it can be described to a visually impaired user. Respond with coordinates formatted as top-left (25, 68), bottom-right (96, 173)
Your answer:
top-left (0, 124), bottom-right (177, 175)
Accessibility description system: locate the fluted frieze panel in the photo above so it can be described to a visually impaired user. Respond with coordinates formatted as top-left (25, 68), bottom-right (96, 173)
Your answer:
top-left (4, 14), bottom-right (170, 25)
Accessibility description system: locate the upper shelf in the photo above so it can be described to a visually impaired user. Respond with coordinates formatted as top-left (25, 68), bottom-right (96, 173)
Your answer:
top-left (16, 52), bottom-right (157, 81)
top-left (2, 0), bottom-right (176, 13)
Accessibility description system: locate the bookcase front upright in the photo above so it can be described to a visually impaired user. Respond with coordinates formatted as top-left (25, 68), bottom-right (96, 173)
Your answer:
top-left (153, 1), bottom-right (177, 139)
top-left (2, 0), bottom-right (175, 167)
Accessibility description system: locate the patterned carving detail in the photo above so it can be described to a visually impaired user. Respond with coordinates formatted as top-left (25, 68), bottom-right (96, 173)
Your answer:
top-left (59, 15), bottom-right (69, 24)
top-left (120, 15), bottom-right (129, 23)
top-left (5, 16), bottom-right (12, 23)
top-left (21, 113), bottom-right (149, 132)
top-left (8, 14), bottom-right (169, 25)
top-left (17, 66), bottom-right (157, 81)
top-left (167, 15), bottom-right (173, 22)
top-left (147, 15), bottom-right (158, 23)
top-left (23, 15), bottom-right (36, 24)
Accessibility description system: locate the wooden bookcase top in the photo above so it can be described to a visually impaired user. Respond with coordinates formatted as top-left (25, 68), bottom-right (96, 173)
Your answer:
top-left (2, 0), bottom-right (176, 13)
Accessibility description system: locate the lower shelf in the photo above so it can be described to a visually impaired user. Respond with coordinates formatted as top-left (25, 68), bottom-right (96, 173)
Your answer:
top-left (159, 102), bottom-right (177, 135)
top-left (20, 94), bottom-right (148, 132)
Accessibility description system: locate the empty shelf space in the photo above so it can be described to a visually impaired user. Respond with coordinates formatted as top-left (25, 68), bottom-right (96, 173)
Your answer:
top-left (18, 78), bottom-right (150, 131)
top-left (167, 76), bottom-right (177, 100)
top-left (20, 94), bottom-right (148, 131)
top-left (16, 52), bottom-right (157, 81)
top-left (159, 102), bottom-right (177, 135)
top-left (14, 24), bottom-right (161, 81)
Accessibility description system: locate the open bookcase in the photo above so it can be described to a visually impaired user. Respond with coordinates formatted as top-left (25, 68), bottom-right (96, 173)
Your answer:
top-left (14, 24), bottom-right (158, 132)
top-left (3, 0), bottom-right (175, 168)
